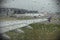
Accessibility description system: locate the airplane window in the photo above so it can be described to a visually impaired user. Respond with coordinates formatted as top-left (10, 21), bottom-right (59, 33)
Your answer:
top-left (0, 0), bottom-right (60, 40)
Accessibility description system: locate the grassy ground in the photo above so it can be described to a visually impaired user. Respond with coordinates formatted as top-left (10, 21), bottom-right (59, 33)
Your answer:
top-left (1, 16), bottom-right (60, 40)
top-left (0, 17), bottom-right (17, 21)
top-left (6, 23), bottom-right (60, 40)
top-left (0, 17), bottom-right (40, 21)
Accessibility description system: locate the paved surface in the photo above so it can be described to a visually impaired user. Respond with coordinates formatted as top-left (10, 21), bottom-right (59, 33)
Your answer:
top-left (0, 18), bottom-right (48, 33)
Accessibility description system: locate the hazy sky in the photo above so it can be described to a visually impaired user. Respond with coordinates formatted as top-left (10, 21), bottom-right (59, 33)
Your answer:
top-left (0, 0), bottom-right (60, 13)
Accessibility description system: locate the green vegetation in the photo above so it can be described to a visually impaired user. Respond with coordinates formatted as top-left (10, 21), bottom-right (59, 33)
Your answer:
top-left (0, 17), bottom-right (32, 21)
top-left (0, 17), bottom-right (29, 21)
top-left (58, 18), bottom-right (60, 21)
top-left (1, 16), bottom-right (60, 40)
top-left (0, 17), bottom-right (17, 21)
top-left (0, 17), bottom-right (40, 21)
top-left (6, 23), bottom-right (60, 40)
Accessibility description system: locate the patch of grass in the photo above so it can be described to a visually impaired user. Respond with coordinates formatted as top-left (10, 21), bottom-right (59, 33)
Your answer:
top-left (6, 23), bottom-right (60, 40)
top-left (0, 17), bottom-right (39, 21)
top-left (58, 18), bottom-right (60, 21)
top-left (0, 17), bottom-right (17, 21)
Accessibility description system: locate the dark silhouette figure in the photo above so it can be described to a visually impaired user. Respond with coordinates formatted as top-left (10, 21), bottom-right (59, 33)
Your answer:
top-left (48, 16), bottom-right (52, 22)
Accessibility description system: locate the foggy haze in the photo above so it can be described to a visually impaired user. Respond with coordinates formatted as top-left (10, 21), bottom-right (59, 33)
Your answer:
top-left (0, 0), bottom-right (60, 13)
